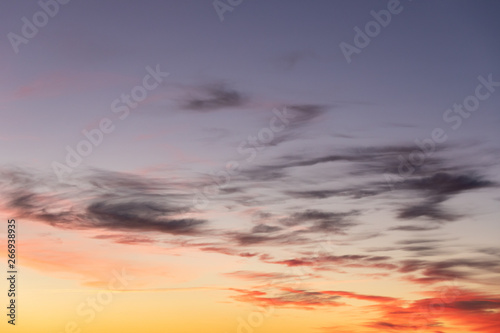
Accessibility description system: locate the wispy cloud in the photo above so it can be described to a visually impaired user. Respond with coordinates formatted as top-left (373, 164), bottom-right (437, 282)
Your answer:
top-left (180, 83), bottom-right (247, 111)
top-left (0, 167), bottom-right (210, 237)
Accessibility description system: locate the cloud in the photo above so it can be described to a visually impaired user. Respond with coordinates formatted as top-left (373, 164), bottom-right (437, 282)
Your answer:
top-left (229, 284), bottom-right (500, 332)
top-left (230, 288), bottom-right (343, 309)
top-left (230, 286), bottom-right (397, 310)
top-left (287, 104), bottom-right (328, 127)
top-left (86, 201), bottom-right (207, 235)
top-left (0, 167), bottom-right (210, 237)
top-left (267, 145), bottom-right (496, 223)
top-left (366, 288), bottom-right (500, 333)
top-left (93, 234), bottom-right (155, 245)
top-left (222, 209), bottom-right (357, 249)
top-left (402, 172), bottom-right (494, 196)
top-left (264, 249), bottom-right (499, 287)
top-left (399, 258), bottom-right (500, 284)
top-left (478, 247), bottom-right (500, 257)
top-left (268, 253), bottom-right (398, 272)
top-left (319, 289), bottom-right (397, 303)
top-left (286, 188), bottom-right (383, 200)
top-left (390, 225), bottom-right (441, 232)
top-left (450, 300), bottom-right (500, 311)
top-left (229, 232), bottom-right (308, 246)
top-left (397, 200), bottom-right (459, 221)
top-left (279, 209), bottom-right (359, 234)
top-left (251, 224), bottom-right (282, 233)
top-left (223, 270), bottom-right (301, 282)
top-left (180, 83), bottom-right (247, 111)
top-left (396, 238), bottom-right (453, 250)
top-left (240, 145), bottom-right (440, 198)
top-left (198, 246), bottom-right (258, 258)
top-left (394, 172), bottom-right (494, 222)
top-left (368, 321), bottom-right (423, 331)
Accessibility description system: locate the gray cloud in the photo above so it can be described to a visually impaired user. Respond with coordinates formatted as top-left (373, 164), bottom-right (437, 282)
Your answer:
top-left (181, 83), bottom-right (247, 111)
top-left (252, 224), bottom-right (282, 233)
top-left (279, 209), bottom-right (359, 234)
top-left (0, 167), bottom-right (209, 237)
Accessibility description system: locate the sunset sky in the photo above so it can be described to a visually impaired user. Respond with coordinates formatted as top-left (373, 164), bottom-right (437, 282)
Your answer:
top-left (1, 1), bottom-right (500, 332)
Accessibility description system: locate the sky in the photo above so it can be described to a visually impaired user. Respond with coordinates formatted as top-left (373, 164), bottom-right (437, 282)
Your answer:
top-left (1, 0), bottom-right (500, 332)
